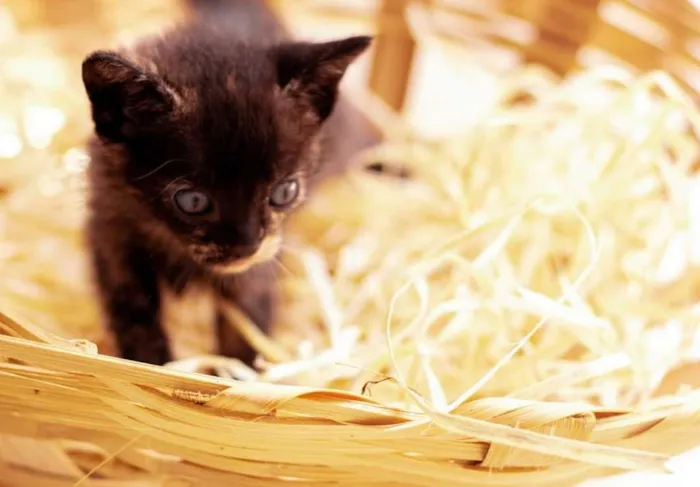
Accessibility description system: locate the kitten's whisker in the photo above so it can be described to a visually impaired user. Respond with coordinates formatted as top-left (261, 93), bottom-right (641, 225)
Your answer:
top-left (280, 242), bottom-right (307, 257)
top-left (264, 263), bottom-right (284, 293)
top-left (272, 257), bottom-right (294, 277)
top-left (149, 175), bottom-right (192, 204)
top-left (132, 158), bottom-right (186, 181)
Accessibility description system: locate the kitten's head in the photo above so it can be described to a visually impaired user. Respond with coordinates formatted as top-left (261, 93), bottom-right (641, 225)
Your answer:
top-left (82, 27), bottom-right (370, 273)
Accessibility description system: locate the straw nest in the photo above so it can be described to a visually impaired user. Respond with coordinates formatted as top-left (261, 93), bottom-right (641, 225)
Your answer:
top-left (2, 2), bottom-right (700, 486)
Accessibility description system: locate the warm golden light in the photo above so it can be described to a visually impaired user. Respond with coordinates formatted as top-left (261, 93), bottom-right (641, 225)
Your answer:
top-left (0, 1), bottom-right (700, 486)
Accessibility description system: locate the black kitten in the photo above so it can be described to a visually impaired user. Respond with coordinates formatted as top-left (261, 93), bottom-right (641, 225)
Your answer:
top-left (82, 2), bottom-right (373, 365)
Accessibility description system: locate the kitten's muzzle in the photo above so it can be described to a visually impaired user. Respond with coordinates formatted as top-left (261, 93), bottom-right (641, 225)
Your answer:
top-left (194, 234), bottom-right (281, 274)
top-left (227, 243), bottom-right (260, 261)
top-left (196, 244), bottom-right (258, 265)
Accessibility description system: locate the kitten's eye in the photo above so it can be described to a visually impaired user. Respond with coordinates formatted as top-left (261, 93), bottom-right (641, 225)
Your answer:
top-left (270, 178), bottom-right (300, 208)
top-left (173, 189), bottom-right (212, 215)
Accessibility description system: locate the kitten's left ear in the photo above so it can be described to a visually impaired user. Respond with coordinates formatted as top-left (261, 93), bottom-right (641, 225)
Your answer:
top-left (276, 36), bottom-right (372, 120)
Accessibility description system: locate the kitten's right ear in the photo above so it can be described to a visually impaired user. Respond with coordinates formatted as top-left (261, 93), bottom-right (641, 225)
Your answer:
top-left (82, 51), bottom-right (177, 141)
top-left (276, 36), bottom-right (372, 121)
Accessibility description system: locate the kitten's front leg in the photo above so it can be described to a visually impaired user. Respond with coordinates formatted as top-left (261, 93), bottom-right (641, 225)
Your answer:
top-left (215, 263), bottom-right (278, 366)
top-left (90, 242), bottom-right (171, 365)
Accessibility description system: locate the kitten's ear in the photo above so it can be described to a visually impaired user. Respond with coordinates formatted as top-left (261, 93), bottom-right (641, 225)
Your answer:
top-left (82, 51), bottom-right (177, 141)
top-left (276, 36), bottom-right (372, 120)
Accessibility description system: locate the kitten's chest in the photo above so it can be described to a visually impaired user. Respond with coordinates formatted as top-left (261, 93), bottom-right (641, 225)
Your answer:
top-left (160, 280), bottom-right (218, 361)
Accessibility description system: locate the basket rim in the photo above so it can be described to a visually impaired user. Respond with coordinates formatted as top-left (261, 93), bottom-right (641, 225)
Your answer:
top-left (2, 309), bottom-right (699, 486)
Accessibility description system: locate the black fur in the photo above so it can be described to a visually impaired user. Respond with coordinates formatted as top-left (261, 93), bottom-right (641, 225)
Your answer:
top-left (82, 1), bottom-right (374, 365)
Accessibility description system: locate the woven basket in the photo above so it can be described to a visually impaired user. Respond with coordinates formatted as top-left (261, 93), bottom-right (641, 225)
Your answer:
top-left (2, 0), bottom-right (700, 486)
top-left (362, 0), bottom-right (700, 111)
